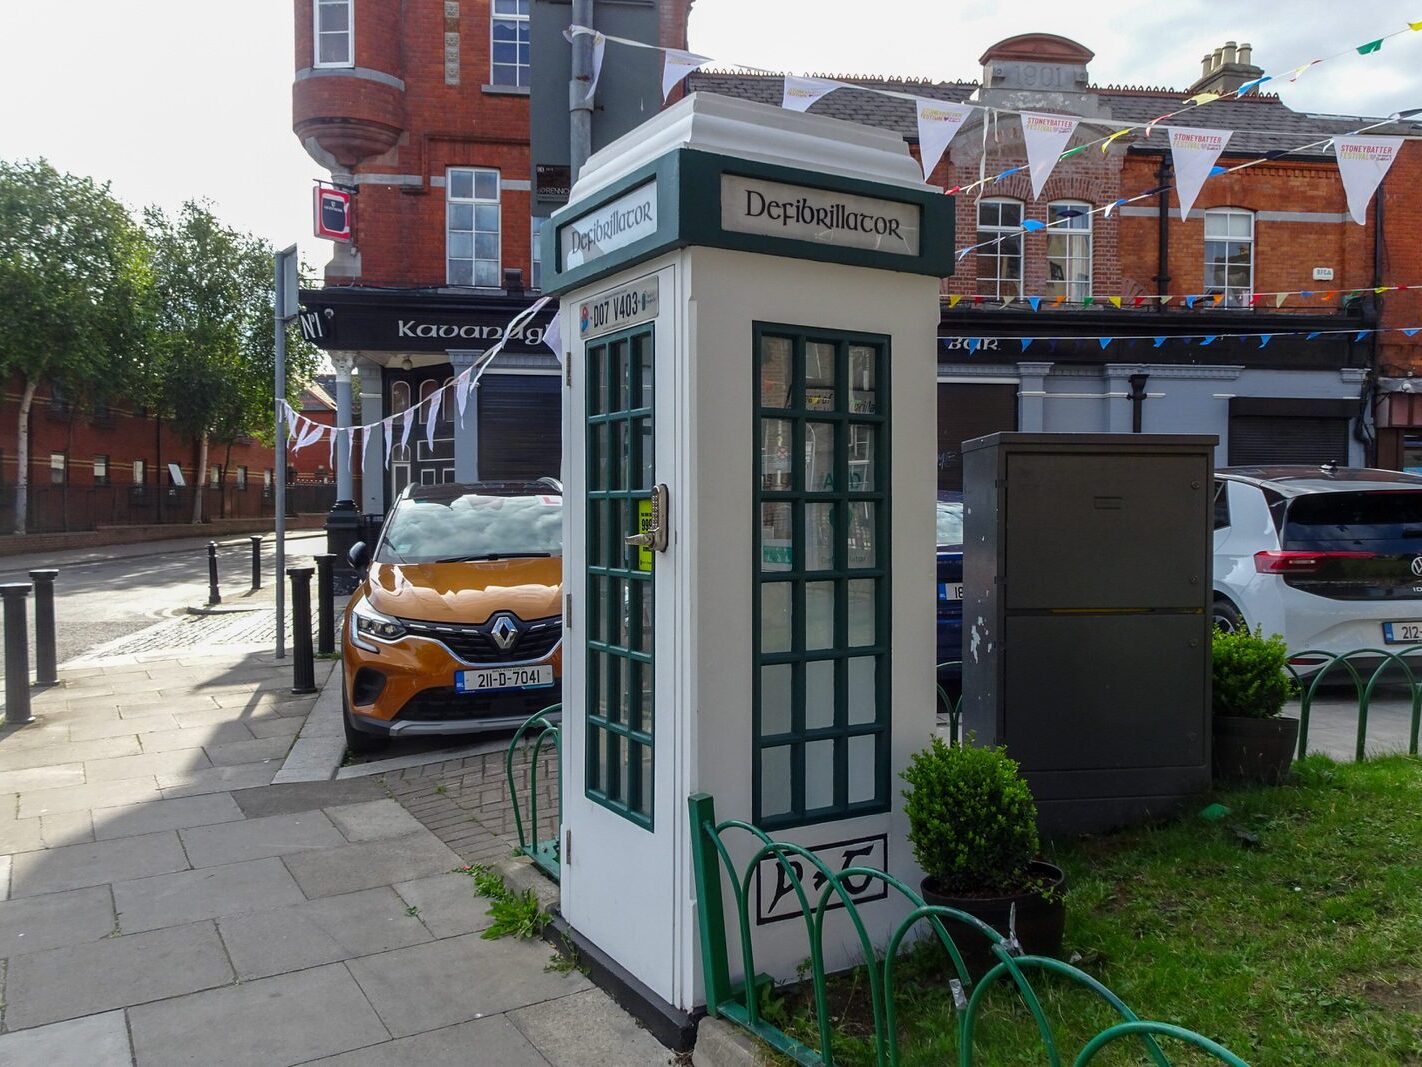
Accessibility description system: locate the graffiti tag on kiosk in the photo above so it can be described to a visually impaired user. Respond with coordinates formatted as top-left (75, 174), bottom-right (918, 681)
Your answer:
top-left (755, 834), bottom-right (889, 924)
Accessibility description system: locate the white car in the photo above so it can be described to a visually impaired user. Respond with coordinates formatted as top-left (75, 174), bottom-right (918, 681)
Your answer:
top-left (1212, 465), bottom-right (1422, 669)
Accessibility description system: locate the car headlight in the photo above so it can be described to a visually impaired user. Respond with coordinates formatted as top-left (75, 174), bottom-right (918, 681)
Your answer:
top-left (350, 595), bottom-right (406, 651)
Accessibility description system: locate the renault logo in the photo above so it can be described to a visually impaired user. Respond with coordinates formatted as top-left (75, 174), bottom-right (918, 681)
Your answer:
top-left (1411, 557), bottom-right (1422, 577)
top-left (488, 613), bottom-right (521, 651)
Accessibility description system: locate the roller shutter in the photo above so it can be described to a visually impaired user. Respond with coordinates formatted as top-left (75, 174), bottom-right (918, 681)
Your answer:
top-left (477, 374), bottom-right (562, 481)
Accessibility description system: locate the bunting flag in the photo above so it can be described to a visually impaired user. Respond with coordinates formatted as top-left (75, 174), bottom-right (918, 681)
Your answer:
top-left (424, 386), bottom-right (443, 450)
top-left (543, 311), bottom-right (563, 359)
top-left (399, 405), bottom-right (414, 457)
top-left (661, 48), bottom-right (712, 101)
top-left (328, 425), bottom-right (339, 472)
top-left (383, 417), bottom-right (395, 467)
top-left (1167, 127), bottom-right (1232, 220)
top-left (782, 75), bottom-right (838, 113)
top-left (294, 419), bottom-right (324, 454)
top-left (915, 99), bottom-right (972, 182)
top-left (454, 369), bottom-right (472, 424)
top-left (1334, 136), bottom-right (1404, 223)
top-left (589, 32), bottom-right (607, 101)
top-left (1020, 113), bottom-right (1080, 199)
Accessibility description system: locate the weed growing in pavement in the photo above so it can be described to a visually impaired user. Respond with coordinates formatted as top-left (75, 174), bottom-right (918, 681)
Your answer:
top-left (456, 863), bottom-right (549, 940)
top-left (433, 784), bottom-right (447, 794)
top-left (404, 904), bottom-right (420, 917)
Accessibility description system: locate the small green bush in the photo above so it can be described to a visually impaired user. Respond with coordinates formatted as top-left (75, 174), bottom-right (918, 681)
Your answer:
top-left (1212, 626), bottom-right (1296, 719)
top-left (900, 736), bottom-right (1039, 895)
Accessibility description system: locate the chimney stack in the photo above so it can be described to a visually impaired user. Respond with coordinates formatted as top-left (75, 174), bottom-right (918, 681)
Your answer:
top-left (1189, 39), bottom-right (1264, 95)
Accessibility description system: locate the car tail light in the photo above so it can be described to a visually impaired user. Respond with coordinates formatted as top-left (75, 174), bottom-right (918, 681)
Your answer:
top-left (1253, 550), bottom-right (1376, 575)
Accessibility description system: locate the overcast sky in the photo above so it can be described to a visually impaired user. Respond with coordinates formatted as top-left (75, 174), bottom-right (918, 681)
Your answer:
top-left (1, 1), bottom-right (1418, 265)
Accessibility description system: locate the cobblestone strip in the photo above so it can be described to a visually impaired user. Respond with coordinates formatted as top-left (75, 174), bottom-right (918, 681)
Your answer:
top-left (382, 746), bottom-right (559, 867)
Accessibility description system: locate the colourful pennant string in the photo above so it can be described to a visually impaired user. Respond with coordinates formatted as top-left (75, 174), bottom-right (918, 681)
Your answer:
top-left (1028, 296), bottom-right (1041, 312)
top-left (1357, 39), bottom-right (1384, 54)
top-left (1186, 92), bottom-right (1222, 106)
top-left (1021, 219), bottom-right (1046, 231)
top-left (1108, 297), bottom-right (1123, 309)
top-left (1153, 337), bottom-right (1167, 347)
top-left (1258, 334), bottom-right (1273, 348)
top-left (1082, 296), bottom-right (1095, 307)
top-left (1201, 335), bottom-right (1217, 346)
top-left (1099, 337), bottom-right (1113, 349)
top-left (1355, 330), bottom-right (1370, 341)
top-left (1021, 338), bottom-right (1034, 351)
top-left (948, 295), bottom-right (963, 309)
top-left (1101, 129), bottom-right (1132, 152)
top-left (1405, 329), bottom-right (1421, 337)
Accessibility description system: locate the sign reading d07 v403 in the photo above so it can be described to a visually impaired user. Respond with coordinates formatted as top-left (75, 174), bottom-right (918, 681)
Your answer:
top-left (579, 276), bottom-right (660, 341)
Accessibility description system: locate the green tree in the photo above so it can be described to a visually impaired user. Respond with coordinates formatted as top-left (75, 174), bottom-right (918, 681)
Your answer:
top-left (0, 159), bottom-right (150, 534)
top-left (143, 202), bottom-right (317, 522)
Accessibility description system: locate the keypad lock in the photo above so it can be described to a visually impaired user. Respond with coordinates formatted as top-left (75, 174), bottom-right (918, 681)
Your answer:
top-left (625, 483), bottom-right (670, 552)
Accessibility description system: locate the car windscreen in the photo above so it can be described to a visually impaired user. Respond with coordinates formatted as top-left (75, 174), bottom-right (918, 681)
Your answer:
top-left (1282, 490), bottom-right (1422, 548)
top-left (936, 501), bottom-right (964, 547)
top-left (376, 493), bottom-right (562, 563)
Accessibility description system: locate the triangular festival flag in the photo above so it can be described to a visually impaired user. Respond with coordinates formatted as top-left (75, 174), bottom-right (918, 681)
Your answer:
top-left (782, 76), bottom-right (838, 113)
top-left (1020, 113), bottom-right (1079, 199)
top-left (383, 417), bottom-right (394, 467)
top-left (1335, 136), bottom-right (1404, 224)
top-left (399, 405), bottom-right (415, 456)
top-left (914, 99), bottom-right (972, 183)
top-left (661, 48), bottom-right (712, 102)
top-left (587, 33), bottom-right (607, 102)
top-left (454, 369), bottom-right (472, 425)
top-left (543, 311), bottom-right (562, 360)
top-left (425, 386), bottom-right (443, 450)
top-left (1167, 127), bottom-right (1232, 221)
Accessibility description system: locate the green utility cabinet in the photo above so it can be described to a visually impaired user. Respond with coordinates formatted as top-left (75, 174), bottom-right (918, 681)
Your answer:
top-left (960, 432), bottom-right (1217, 834)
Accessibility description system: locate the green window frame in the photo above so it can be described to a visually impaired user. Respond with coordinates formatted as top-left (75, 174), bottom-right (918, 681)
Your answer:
top-left (753, 322), bottom-right (891, 831)
top-left (585, 326), bottom-right (655, 828)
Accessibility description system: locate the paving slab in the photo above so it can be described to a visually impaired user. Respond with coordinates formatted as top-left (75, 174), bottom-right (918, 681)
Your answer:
top-left (91, 792), bottom-right (245, 840)
top-left (118, 698), bottom-right (220, 718)
top-left (0, 884), bottom-right (116, 958)
top-left (0, 736), bottom-right (140, 772)
top-left (84, 748), bottom-right (214, 783)
top-left (0, 816), bottom-right (45, 855)
top-left (392, 872), bottom-right (495, 939)
top-left (9, 830), bottom-right (189, 897)
top-left (247, 715), bottom-right (305, 739)
top-left (305, 1014), bottom-right (553, 1066)
top-left (0, 792), bottom-right (13, 820)
top-left (113, 856), bottom-right (307, 933)
top-left (346, 932), bottom-right (591, 1040)
top-left (38, 810), bottom-right (93, 848)
top-left (325, 799), bottom-right (427, 842)
top-left (0, 1010), bottom-right (132, 1066)
top-left (3, 920), bottom-right (233, 1030)
top-left (68, 713), bottom-right (179, 742)
top-left (509, 987), bottom-right (671, 1067)
top-left (283, 831), bottom-right (463, 900)
top-left (205, 735), bottom-right (293, 766)
top-left (231, 777), bottom-right (388, 819)
top-left (218, 886), bottom-right (433, 979)
top-left (129, 962), bottom-right (390, 1067)
top-left (179, 809), bottom-right (346, 867)
top-left (0, 853), bottom-right (9, 900)
top-left (17, 775), bottom-right (161, 818)
top-left (158, 762), bottom-right (278, 797)
top-left (0, 764), bottom-right (86, 794)
top-left (138, 721), bottom-right (254, 753)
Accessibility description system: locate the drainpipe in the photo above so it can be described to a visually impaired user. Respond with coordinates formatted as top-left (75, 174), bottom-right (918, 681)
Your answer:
top-left (1129, 373), bottom-right (1149, 433)
top-left (1155, 155), bottom-right (1172, 310)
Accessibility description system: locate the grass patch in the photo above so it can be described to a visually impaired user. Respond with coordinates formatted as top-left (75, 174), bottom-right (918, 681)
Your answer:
top-left (457, 863), bottom-right (549, 940)
top-left (761, 755), bottom-right (1422, 1066)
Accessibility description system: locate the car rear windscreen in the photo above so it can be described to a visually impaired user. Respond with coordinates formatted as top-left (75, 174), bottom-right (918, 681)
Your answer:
top-left (1283, 490), bottom-right (1422, 549)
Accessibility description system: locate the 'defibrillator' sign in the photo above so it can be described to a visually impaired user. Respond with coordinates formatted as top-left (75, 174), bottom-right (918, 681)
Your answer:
top-left (720, 175), bottom-right (921, 257)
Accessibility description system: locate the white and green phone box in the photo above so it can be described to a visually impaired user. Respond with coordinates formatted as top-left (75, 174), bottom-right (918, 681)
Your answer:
top-left (542, 92), bottom-right (955, 1018)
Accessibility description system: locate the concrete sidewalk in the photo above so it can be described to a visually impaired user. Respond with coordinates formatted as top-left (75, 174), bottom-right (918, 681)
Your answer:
top-left (0, 651), bottom-right (669, 1065)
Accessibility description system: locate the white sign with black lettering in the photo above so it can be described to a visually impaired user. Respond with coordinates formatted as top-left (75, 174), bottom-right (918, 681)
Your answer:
top-left (722, 175), bottom-right (920, 257)
top-left (560, 181), bottom-right (659, 271)
top-left (755, 834), bottom-right (889, 924)
top-left (580, 276), bottom-right (660, 341)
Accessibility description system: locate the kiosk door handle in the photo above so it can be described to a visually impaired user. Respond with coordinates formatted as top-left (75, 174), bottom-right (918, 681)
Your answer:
top-left (625, 483), bottom-right (670, 552)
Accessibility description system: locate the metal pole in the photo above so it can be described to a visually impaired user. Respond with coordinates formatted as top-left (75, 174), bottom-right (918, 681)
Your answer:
top-left (274, 244), bottom-right (296, 660)
top-left (29, 569), bottom-right (57, 687)
top-left (1, 583), bottom-right (34, 724)
top-left (250, 535), bottom-right (263, 590)
top-left (288, 567), bottom-right (317, 694)
top-left (315, 553), bottom-right (335, 655)
top-left (206, 542), bottom-right (221, 606)
top-left (570, 0), bottom-right (595, 179)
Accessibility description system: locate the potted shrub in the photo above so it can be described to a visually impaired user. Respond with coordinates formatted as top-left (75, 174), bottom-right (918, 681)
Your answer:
top-left (901, 736), bottom-right (1065, 977)
top-left (1212, 626), bottom-right (1299, 784)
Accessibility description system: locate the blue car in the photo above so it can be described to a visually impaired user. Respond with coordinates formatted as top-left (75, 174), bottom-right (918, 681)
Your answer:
top-left (936, 492), bottom-right (964, 708)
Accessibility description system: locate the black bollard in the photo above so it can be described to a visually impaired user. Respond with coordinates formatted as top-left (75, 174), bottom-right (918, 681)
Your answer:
top-left (288, 567), bottom-right (317, 694)
top-left (314, 554), bottom-right (335, 655)
top-left (29, 569), bottom-right (58, 687)
top-left (249, 536), bottom-right (263, 591)
top-left (1, 583), bottom-right (34, 724)
top-left (207, 541), bottom-right (221, 606)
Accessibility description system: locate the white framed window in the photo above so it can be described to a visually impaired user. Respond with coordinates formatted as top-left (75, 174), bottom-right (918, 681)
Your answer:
top-left (132, 459), bottom-right (145, 485)
top-left (209, 466), bottom-right (221, 488)
top-left (491, 0), bottom-right (531, 87)
top-left (1045, 201), bottom-right (1092, 303)
top-left (93, 455), bottom-right (109, 485)
top-left (975, 198), bottom-right (1024, 300)
top-left (1204, 208), bottom-right (1254, 307)
top-left (313, 0), bottom-right (354, 68)
top-left (531, 216), bottom-right (545, 291)
top-left (236, 466), bottom-right (248, 490)
top-left (49, 452), bottom-right (66, 486)
top-left (447, 168), bottom-right (501, 287)
top-left (263, 468), bottom-right (273, 490)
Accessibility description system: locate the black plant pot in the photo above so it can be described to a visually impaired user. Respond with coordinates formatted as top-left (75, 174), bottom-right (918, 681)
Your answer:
top-left (1213, 715), bottom-right (1299, 785)
top-left (920, 860), bottom-right (1067, 980)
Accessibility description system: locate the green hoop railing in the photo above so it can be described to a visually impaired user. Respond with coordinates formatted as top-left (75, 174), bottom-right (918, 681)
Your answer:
top-left (506, 704), bottom-right (562, 881)
top-left (1287, 646), bottom-right (1422, 762)
top-left (936, 660), bottom-right (963, 744)
top-left (688, 792), bottom-right (1247, 1067)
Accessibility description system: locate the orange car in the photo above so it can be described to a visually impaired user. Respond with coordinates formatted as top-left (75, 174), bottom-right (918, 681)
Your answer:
top-left (342, 480), bottom-right (563, 753)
